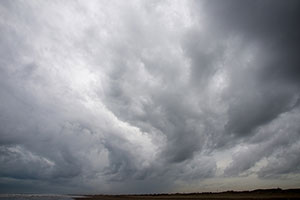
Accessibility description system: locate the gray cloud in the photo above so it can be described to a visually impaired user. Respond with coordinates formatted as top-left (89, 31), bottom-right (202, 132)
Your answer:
top-left (0, 0), bottom-right (300, 194)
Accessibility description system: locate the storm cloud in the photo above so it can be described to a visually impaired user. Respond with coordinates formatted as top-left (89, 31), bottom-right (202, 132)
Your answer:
top-left (0, 0), bottom-right (300, 194)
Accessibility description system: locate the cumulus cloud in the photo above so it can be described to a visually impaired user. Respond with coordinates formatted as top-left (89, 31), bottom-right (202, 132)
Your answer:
top-left (0, 0), bottom-right (300, 194)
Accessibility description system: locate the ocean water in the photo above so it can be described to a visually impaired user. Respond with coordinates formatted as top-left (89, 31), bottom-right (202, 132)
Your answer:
top-left (0, 194), bottom-right (83, 200)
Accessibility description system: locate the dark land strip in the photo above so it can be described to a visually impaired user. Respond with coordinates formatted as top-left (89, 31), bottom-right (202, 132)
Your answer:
top-left (75, 188), bottom-right (300, 200)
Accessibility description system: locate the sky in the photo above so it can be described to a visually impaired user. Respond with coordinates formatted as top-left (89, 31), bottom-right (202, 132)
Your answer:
top-left (1, 0), bottom-right (300, 194)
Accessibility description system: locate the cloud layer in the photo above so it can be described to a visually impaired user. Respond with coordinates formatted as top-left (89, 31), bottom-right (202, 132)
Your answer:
top-left (1, 0), bottom-right (300, 194)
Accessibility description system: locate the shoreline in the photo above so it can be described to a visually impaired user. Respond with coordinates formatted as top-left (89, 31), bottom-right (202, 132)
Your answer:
top-left (74, 188), bottom-right (300, 200)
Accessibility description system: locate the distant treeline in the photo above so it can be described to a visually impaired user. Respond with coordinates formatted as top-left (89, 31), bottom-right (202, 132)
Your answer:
top-left (115, 188), bottom-right (300, 196)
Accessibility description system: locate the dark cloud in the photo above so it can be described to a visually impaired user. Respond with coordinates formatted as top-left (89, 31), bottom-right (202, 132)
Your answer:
top-left (197, 0), bottom-right (300, 136)
top-left (1, 0), bottom-right (300, 194)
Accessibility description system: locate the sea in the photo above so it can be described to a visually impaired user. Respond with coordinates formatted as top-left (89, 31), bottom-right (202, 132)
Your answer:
top-left (0, 194), bottom-right (84, 200)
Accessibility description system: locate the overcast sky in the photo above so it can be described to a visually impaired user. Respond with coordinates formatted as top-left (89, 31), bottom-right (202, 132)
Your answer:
top-left (1, 0), bottom-right (300, 194)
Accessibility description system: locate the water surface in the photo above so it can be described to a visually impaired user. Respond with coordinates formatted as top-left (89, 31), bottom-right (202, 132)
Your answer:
top-left (0, 194), bottom-right (82, 200)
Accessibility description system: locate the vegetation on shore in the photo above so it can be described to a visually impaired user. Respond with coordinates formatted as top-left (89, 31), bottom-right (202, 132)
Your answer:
top-left (75, 188), bottom-right (300, 199)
